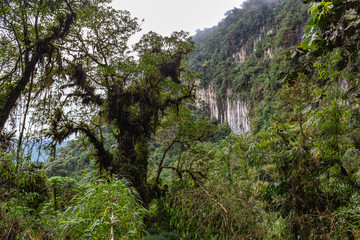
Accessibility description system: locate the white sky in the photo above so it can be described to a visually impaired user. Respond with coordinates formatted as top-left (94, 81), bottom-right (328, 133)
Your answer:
top-left (112, 0), bottom-right (244, 38)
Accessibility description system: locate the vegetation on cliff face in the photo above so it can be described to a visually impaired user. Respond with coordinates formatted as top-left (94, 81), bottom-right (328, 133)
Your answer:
top-left (1, 0), bottom-right (360, 239)
top-left (189, 0), bottom-right (309, 132)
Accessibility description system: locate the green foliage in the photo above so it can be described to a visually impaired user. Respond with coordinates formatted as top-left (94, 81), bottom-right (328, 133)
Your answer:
top-left (0, 152), bottom-right (48, 210)
top-left (189, 0), bottom-right (308, 132)
top-left (51, 177), bottom-right (147, 239)
top-left (288, 0), bottom-right (360, 82)
top-left (141, 231), bottom-right (179, 240)
top-left (2, 0), bottom-right (360, 239)
top-left (1, 152), bottom-right (147, 239)
top-left (45, 137), bottom-right (101, 181)
top-left (45, 176), bottom-right (79, 213)
top-left (166, 134), bottom-right (294, 239)
top-left (149, 104), bottom-right (219, 185)
top-left (263, 50), bottom-right (360, 238)
top-left (167, 135), bottom-right (264, 239)
top-left (164, 43), bottom-right (360, 239)
top-left (301, 0), bottom-right (359, 55)
top-left (0, 200), bottom-right (48, 239)
top-left (0, 152), bottom-right (49, 238)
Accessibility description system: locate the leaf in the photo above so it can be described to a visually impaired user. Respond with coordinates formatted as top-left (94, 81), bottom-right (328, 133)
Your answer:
top-left (311, 5), bottom-right (319, 18)
top-left (301, 38), bottom-right (310, 50)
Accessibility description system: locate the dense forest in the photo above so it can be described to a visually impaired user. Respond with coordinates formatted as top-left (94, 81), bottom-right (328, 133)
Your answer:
top-left (1, 0), bottom-right (360, 239)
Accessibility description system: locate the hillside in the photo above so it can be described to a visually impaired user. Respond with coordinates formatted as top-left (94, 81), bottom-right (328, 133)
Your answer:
top-left (190, 0), bottom-right (308, 132)
top-left (44, 0), bottom-right (309, 184)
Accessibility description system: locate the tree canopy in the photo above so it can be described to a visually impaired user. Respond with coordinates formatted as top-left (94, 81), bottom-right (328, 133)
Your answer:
top-left (1, 0), bottom-right (360, 239)
top-left (0, 0), bottom-right (200, 206)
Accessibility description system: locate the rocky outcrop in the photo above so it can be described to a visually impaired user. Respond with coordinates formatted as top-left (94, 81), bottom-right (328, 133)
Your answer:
top-left (197, 84), bottom-right (250, 134)
top-left (232, 26), bottom-right (274, 64)
top-left (264, 48), bottom-right (273, 59)
top-left (232, 45), bottom-right (249, 64)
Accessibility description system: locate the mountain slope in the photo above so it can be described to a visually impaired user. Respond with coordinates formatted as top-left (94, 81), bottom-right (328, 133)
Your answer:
top-left (190, 0), bottom-right (308, 132)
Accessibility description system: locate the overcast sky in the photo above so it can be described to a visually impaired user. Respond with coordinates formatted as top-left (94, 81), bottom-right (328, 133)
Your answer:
top-left (112, 0), bottom-right (244, 39)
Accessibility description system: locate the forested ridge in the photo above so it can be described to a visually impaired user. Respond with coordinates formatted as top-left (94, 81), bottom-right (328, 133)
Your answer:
top-left (1, 0), bottom-right (360, 239)
top-left (189, 0), bottom-right (309, 132)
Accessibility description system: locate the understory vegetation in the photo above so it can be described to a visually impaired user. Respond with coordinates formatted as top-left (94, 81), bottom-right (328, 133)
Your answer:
top-left (1, 0), bottom-right (360, 239)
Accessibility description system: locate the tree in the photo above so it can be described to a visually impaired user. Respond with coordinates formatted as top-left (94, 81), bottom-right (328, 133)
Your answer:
top-left (273, 0), bottom-right (360, 236)
top-left (0, 0), bottom-right (198, 205)
top-left (0, 0), bottom-right (77, 140)
top-left (27, 4), bottom-right (199, 205)
top-left (288, 0), bottom-right (360, 79)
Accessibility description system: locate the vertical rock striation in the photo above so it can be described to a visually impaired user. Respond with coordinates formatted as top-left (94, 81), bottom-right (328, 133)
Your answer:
top-left (197, 84), bottom-right (250, 134)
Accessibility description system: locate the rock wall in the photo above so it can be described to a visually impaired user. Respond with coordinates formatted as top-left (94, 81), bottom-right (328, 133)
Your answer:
top-left (232, 45), bottom-right (249, 64)
top-left (197, 84), bottom-right (250, 134)
top-left (232, 26), bottom-right (275, 64)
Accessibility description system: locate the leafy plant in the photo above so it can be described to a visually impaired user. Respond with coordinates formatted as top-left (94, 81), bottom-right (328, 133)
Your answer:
top-left (52, 176), bottom-right (147, 239)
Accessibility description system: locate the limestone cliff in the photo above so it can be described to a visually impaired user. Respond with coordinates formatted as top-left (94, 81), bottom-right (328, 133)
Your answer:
top-left (233, 26), bottom-right (275, 64)
top-left (190, 0), bottom-right (309, 133)
top-left (197, 84), bottom-right (250, 134)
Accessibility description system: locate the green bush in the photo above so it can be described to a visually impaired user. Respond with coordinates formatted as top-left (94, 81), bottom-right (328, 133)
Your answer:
top-left (51, 177), bottom-right (147, 239)
top-left (0, 152), bottom-right (49, 238)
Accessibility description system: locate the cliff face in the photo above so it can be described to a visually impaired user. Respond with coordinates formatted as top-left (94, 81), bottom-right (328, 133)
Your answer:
top-left (233, 26), bottom-right (275, 64)
top-left (190, 0), bottom-right (309, 133)
top-left (198, 84), bottom-right (250, 133)
top-left (196, 26), bottom-right (276, 134)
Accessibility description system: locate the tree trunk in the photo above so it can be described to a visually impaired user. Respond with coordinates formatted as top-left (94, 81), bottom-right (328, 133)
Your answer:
top-left (112, 133), bottom-right (152, 207)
